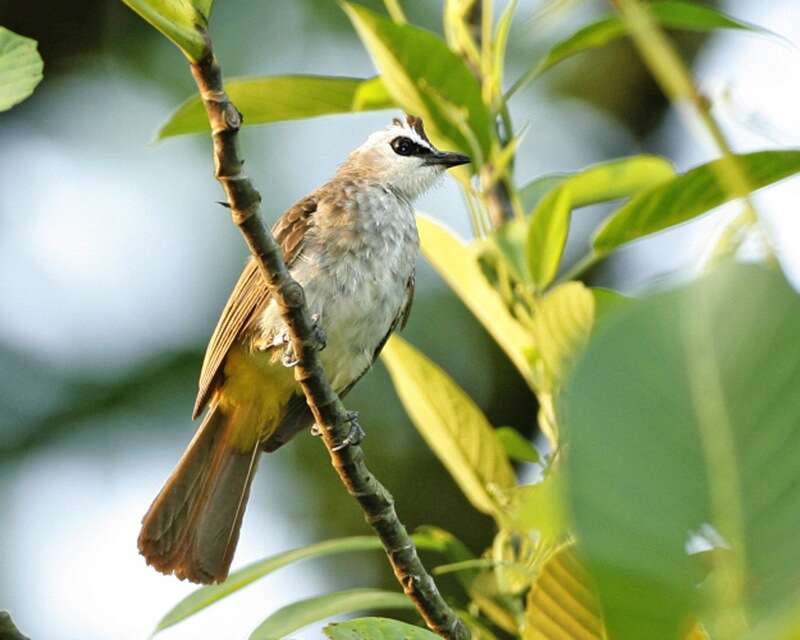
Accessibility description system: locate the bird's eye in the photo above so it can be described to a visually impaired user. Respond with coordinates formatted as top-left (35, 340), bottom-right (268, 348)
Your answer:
top-left (391, 136), bottom-right (416, 156)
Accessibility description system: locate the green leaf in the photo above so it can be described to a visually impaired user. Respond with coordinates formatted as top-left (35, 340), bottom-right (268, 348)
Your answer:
top-left (519, 174), bottom-right (568, 214)
top-left (0, 611), bottom-right (29, 640)
top-left (510, 0), bottom-right (775, 96)
top-left (341, 1), bottom-right (492, 160)
top-left (158, 75), bottom-right (393, 139)
top-left (508, 474), bottom-right (567, 547)
top-left (530, 281), bottom-right (595, 446)
top-left (153, 533), bottom-right (443, 634)
top-left (250, 590), bottom-right (413, 640)
top-left (382, 335), bottom-right (516, 521)
top-left (325, 617), bottom-right (439, 640)
top-left (526, 155), bottom-right (675, 290)
top-left (495, 427), bottom-right (540, 464)
top-left (486, 218), bottom-right (529, 285)
top-left (591, 287), bottom-right (631, 322)
top-left (593, 150), bottom-right (800, 255)
top-left (417, 213), bottom-right (535, 387)
top-left (524, 545), bottom-right (606, 640)
top-left (120, 0), bottom-right (210, 61)
top-left (532, 282), bottom-right (595, 392)
top-left (0, 27), bottom-right (43, 112)
top-left (488, 0), bottom-right (517, 108)
top-left (563, 263), bottom-right (800, 638)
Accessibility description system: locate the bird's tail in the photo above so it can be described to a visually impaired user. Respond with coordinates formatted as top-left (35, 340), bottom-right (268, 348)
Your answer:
top-left (137, 402), bottom-right (260, 584)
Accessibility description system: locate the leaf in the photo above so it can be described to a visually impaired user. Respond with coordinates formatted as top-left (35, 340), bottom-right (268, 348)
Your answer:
top-left (417, 214), bottom-right (535, 387)
top-left (250, 590), bottom-right (413, 640)
top-left (562, 263), bottom-right (800, 638)
top-left (508, 473), bottom-right (568, 547)
top-left (488, 0), bottom-right (517, 109)
top-left (0, 611), bottom-right (29, 640)
top-left (591, 288), bottom-right (631, 322)
top-left (511, 0), bottom-right (776, 95)
top-left (523, 546), bottom-right (605, 640)
top-left (532, 282), bottom-right (594, 392)
top-left (593, 150), bottom-right (800, 255)
top-left (526, 156), bottom-right (675, 290)
top-left (487, 218), bottom-right (529, 285)
top-left (153, 533), bottom-right (444, 634)
top-left (382, 335), bottom-right (516, 521)
top-left (120, 0), bottom-right (210, 61)
top-left (158, 75), bottom-right (393, 139)
top-left (341, 1), bottom-right (492, 160)
top-left (519, 174), bottom-right (569, 214)
top-left (0, 27), bottom-right (43, 112)
top-left (325, 617), bottom-right (439, 640)
top-left (496, 427), bottom-right (540, 464)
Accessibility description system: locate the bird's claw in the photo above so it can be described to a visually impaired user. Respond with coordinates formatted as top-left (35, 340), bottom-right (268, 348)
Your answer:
top-left (310, 313), bottom-right (326, 351)
top-left (280, 314), bottom-right (325, 367)
top-left (281, 346), bottom-right (300, 368)
top-left (331, 411), bottom-right (365, 452)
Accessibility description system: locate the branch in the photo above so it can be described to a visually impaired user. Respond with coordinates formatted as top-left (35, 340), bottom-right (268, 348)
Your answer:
top-left (188, 48), bottom-right (469, 640)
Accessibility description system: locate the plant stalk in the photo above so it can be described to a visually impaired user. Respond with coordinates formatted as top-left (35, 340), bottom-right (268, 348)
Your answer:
top-left (189, 47), bottom-right (469, 640)
top-left (612, 0), bottom-right (773, 263)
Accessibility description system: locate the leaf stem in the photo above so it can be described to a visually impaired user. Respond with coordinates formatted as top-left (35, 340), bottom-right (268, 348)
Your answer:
top-left (383, 0), bottom-right (407, 24)
top-left (189, 41), bottom-right (469, 640)
top-left (612, 0), bottom-right (773, 262)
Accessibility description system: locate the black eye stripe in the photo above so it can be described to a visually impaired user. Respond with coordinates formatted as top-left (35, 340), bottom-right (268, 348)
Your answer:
top-left (390, 136), bottom-right (431, 157)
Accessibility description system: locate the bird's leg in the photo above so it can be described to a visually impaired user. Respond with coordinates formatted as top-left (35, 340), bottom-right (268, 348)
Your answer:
top-left (280, 313), bottom-right (326, 367)
top-left (330, 410), bottom-right (366, 451)
top-left (309, 313), bottom-right (327, 351)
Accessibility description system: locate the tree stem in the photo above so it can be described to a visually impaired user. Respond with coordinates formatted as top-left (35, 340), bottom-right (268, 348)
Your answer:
top-left (189, 49), bottom-right (469, 640)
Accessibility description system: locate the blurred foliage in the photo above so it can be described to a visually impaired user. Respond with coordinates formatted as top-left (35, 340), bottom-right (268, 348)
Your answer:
top-left (6, 0), bottom-right (800, 638)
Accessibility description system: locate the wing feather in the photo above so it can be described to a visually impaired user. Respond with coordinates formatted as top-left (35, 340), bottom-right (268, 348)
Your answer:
top-left (192, 196), bottom-right (318, 418)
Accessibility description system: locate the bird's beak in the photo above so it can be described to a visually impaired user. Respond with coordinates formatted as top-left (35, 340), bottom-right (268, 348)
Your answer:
top-left (426, 150), bottom-right (471, 168)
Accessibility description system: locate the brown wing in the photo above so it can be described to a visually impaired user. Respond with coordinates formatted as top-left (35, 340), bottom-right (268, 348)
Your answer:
top-left (192, 196), bottom-right (318, 418)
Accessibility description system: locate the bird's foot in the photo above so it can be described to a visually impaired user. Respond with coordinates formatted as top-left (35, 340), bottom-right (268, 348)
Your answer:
top-left (281, 342), bottom-right (300, 368)
top-left (280, 314), bottom-right (325, 367)
top-left (309, 313), bottom-right (326, 352)
top-left (331, 411), bottom-right (365, 452)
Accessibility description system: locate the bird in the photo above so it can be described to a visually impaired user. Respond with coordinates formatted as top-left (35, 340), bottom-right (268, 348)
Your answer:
top-left (137, 114), bottom-right (470, 584)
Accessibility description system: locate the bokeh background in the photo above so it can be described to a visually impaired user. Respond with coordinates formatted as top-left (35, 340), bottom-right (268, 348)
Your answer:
top-left (1, 1), bottom-right (799, 638)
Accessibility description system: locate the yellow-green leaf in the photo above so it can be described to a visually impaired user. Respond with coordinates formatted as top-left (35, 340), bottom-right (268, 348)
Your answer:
top-left (341, 1), bottom-right (492, 160)
top-left (417, 213), bottom-right (535, 387)
top-left (0, 27), bottom-right (43, 112)
top-left (526, 155), bottom-right (675, 290)
top-left (532, 282), bottom-right (594, 391)
top-left (158, 75), bottom-right (393, 139)
top-left (382, 336), bottom-right (516, 521)
top-left (325, 617), bottom-right (439, 640)
top-left (593, 150), bottom-right (800, 255)
top-left (523, 546), bottom-right (606, 640)
top-left (509, 0), bottom-right (777, 98)
top-left (121, 0), bottom-right (210, 61)
top-left (508, 472), bottom-right (568, 547)
top-left (523, 546), bottom-right (710, 640)
top-left (250, 590), bottom-right (413, 640)
top-left (153, 533), bottom-right (444, 634)
top-left (496, 427), bottom-right (540, 464)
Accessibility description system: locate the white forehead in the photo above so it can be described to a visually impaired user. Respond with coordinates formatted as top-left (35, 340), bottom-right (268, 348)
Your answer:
top-left (359, 120), bottom-right (432, 150)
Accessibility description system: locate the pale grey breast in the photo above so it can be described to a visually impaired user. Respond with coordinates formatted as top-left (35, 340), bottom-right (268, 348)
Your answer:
top-left (258, 179), bottom-right (419, 391)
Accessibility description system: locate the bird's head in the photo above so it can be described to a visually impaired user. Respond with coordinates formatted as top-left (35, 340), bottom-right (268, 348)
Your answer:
top-left (342, 115), bottom-right (470, 200)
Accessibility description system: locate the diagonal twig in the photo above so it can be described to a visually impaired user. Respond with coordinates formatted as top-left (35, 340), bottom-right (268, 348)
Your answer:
top-left (188, 45), bottom-right (470, 640)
